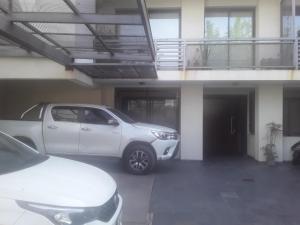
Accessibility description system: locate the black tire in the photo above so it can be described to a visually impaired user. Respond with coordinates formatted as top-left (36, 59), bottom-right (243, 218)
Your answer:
top-left (123, 143), bottom-right (156, 175)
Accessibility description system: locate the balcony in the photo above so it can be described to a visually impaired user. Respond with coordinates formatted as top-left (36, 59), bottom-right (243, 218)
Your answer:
top-left (154, 38), bottom-right (296, 71)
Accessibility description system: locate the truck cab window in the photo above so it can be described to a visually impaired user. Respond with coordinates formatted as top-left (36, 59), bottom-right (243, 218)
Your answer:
top-left (51, 107), bottom-right (80, 123)
top-left (83, 108), bottom-right (113, 125)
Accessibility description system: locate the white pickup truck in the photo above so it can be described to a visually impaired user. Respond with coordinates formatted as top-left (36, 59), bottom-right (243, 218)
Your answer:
top-left (0, 103), bottom-right (179, 174)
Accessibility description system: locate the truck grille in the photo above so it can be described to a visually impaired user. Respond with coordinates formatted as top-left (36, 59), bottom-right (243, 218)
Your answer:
top-left (97, 191), bottom-right (119, 222)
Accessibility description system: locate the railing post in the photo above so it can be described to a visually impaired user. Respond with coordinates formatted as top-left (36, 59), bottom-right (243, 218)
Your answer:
top-left (154, 39), bottom-right (158, 70)
top-left (183, 40), bottom-right (186, 70)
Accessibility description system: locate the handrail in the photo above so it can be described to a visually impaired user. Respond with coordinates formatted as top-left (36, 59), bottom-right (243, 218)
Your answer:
top-left (154, 38), bottom-right (297, 71)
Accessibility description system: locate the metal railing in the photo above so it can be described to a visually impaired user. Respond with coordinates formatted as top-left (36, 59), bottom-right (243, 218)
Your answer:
top-left (154, 38), bottom-right (296, 71)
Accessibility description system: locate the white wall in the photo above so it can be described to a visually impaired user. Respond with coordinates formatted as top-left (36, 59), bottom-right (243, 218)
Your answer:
top-left (0, 58), bottom-right (93, 87)
top-left (180, 84), bottom-right (203, 160)
top-left (255, 85), bottom-right (284, 161)
top-left (182, 0), bottom-right (205, 39)
top-left (256, 0), bottom-right (281, 38)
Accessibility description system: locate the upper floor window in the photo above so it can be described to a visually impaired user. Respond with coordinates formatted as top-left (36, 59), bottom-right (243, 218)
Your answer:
top-left (205, 8), bottom-right (254, 39)
top-left (149, 10), bottom-right (180, 39)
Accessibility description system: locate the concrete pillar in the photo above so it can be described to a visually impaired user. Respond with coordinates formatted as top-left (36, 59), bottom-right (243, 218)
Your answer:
top-left (101, 86), bottom-right (115, 107)
top-left (181, 0), bottom-right (205, 39)
top-left (256, 0), bottom-right (281, 38)
top-left (180, 84), bottom-right (203, 160)
top-left (255, 85), bottom-right (284, 162)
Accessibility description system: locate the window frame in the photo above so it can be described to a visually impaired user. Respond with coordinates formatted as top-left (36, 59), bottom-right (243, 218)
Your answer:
top-left (81, 107), bottom-right (114, 125)
top-left (148, 8), bottom-right (182, 39)
top-left (51, 106), bottom-right (81, 123)
top-left (283, 97), bottom-right (300, 137)
top-left (116, 8), bottom-right (182, 39)
top-left (204, 7), bottom-right (256, 39)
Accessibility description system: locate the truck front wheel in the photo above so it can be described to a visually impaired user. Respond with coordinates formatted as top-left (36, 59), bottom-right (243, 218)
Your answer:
top-left (123, 143), bottom-right (156, 175)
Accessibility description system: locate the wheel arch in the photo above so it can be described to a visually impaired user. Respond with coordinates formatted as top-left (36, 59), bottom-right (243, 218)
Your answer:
top-left (122, 141), bottom-right (157, 160)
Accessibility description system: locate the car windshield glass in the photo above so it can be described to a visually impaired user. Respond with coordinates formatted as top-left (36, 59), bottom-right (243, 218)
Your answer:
top-left (0, 133), bottom-right (48, 175)
top-left (107, 108), bottom-right (136, 124)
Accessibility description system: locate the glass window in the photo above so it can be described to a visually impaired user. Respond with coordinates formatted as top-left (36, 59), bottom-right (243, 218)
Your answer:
top-left (205, 9), bottom-right (254, 39)
top-left (83, 108), bottom-right (113, 125)
top-left (229, 11), bottom-right (253, 38)
top-left (205, 11), bottom-right (228, 38)
top-left (51, 107), bottom-right (80, 123)
top-left (149, 11), bottom-right (180, 39)
top-left (108, 108), bottom-right (135, 124)
top-left (0, 132), bottom-right (48, 175)
top-left (284, 98), bottom-right (300, 136)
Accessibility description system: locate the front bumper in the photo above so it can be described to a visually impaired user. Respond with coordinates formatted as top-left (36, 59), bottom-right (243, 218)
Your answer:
top-left (86, 195), bottom-right (123, 225)
top-left (15, 195), bottom-right (123, 225)
top-left (151, 138), bottom-right (180, 160)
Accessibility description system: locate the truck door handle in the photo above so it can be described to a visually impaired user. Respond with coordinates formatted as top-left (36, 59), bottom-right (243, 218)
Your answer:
top-left (81, 127), bottom-right (91, 131)
top-left (48, 125), bottom-right (58, 130)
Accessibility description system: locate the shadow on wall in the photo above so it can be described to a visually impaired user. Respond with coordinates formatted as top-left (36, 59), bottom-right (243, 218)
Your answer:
top-left (0, 80), bottom-right (104, 120)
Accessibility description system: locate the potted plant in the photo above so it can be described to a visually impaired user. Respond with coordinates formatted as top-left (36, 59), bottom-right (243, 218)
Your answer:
top-left (262, 122), bottom-right (282, 165)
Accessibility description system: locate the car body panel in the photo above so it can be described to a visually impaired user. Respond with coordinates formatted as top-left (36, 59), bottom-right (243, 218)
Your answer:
top-left (0, 103), bottom-right (179, 160)
top-left (0, 156), bottom-right (116, 207)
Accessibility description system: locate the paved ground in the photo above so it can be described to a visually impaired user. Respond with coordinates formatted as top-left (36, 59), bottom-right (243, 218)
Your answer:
top-left (68, 156), bottom-right (300, 225)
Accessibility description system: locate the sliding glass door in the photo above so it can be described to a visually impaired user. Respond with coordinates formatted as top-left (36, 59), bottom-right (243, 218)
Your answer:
top-left (204, 8), bottom-right (254, 68)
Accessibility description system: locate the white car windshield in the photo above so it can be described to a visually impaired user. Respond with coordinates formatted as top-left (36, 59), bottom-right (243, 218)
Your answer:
top-left (0, 133), bottom-right (48, 175)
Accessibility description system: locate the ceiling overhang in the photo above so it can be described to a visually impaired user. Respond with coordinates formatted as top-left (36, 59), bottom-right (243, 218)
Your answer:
top-left (0, 0), bottom-right (157, 79)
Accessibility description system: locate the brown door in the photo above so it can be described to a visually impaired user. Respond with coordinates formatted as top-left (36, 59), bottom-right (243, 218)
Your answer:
top-left (204, 96), bottom-right (247, 159)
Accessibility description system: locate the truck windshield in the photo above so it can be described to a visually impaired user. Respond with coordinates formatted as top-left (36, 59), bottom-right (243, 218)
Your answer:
top-left (0, 132), bottom-right (48, 175)
top-left (107, 108), bottom-right (136, 124)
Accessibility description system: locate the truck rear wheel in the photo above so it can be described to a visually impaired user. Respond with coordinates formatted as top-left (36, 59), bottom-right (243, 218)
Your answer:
top-left (123, 143), bottom-right (156, 175)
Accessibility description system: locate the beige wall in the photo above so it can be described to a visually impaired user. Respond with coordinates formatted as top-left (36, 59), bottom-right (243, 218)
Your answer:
top-left (180, 84), bottom-right (203, 160)
top-left (182, 0), bottom-right (205, 39)
top-left (100, 86), bottom-right (115, 107)
top-left (255, 85), bottom-right (284, 161)
top-left (256, 0), bottom-right (281, 38)
top-left (0, 81), bottom-right (102, 119)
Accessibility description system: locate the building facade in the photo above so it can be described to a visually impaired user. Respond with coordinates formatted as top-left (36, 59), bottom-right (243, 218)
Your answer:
top-left (1, 0), bottom-right (300, 162)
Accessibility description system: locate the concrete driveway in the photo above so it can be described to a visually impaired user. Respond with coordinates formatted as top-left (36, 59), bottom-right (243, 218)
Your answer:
top-left (68, 156), bottom-right (300, 225)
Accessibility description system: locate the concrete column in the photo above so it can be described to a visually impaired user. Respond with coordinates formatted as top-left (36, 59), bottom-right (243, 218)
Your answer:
top-left (256, 0), bottom-right (281, 38)
top-left (181, 0), bottom-right (205, 39)
top-left (101, 86), bottom-right (115, 107)
top-left (180, 84), bottom-right (203, 160)
top-left (255, 85), bottom-right (284, 162)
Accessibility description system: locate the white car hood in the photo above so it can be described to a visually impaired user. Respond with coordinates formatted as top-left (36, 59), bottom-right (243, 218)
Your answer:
top-left (134, 122), bottom-right (176, 133)
top-left (0, 156), bottom-right (116, 207)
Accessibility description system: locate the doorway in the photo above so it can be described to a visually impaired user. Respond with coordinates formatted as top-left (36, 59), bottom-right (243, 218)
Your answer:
top-left (203, 95), bottom-right (247, 159)
top-left (115, 88), bottom-right (180, 130)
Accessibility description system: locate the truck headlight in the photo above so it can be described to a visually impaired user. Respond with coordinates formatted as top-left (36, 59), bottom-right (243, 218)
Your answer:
top-left (17, 201), bottom-right (93, 225)
top-left (17, 191), bottom-right (120, 224)
top-left (151, 130), bottom-right (177, 140)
